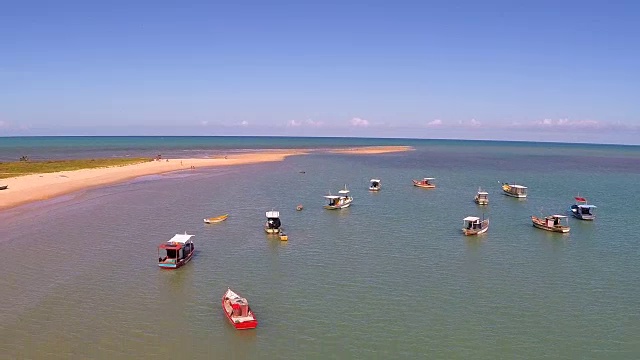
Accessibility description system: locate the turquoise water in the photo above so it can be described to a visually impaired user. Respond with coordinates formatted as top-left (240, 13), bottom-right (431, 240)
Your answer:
top-left (0, 139), bottom-right (639, 358)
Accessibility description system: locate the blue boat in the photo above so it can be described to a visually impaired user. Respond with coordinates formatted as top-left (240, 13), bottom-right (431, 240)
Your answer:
top-left (570, 196), bottom-right (596, 220)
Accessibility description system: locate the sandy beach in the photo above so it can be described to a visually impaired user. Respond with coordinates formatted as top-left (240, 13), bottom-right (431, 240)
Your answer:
top-left (0, 146), bottom-right (411, 210)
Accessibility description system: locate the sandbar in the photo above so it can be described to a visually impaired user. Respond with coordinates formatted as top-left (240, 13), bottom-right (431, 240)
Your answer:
top-left (0, 146), bottom-right (412, 211)
top-left (327, 145), bottom-right (413, 154)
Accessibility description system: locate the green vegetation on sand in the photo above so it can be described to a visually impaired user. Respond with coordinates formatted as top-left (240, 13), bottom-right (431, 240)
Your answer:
top-left (0, 158), bottom-right (151, 179)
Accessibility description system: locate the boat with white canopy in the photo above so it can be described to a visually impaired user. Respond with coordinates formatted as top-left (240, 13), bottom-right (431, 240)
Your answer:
top-left (158, 233), bottom-right (195, 269)
top-left (369, 179), bottom-right (381, 191)
top-left (462, 216), bottom-right (489, 236)
top-left (264, 211), bottom-right (282, 234)
top-left (324, 185), bottom-right (353, 209)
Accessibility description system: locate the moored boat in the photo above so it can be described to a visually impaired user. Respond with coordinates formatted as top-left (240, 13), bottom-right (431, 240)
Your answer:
top-left (204, 214), bottom-right (228, 224)
top-left (369, 179), bottom-right (381, 191)
top-left (324, 185), bottom-right (353, 209)
top-left (531, 214), bottom-right (570, 233)
top-left (413, 177), bottom-right (436, 189)
top-left (279, 231), bottom-right (288, 241)
top-left (462, 216), bottom-right (489, 236)
top-left (158, 233), bottom-right (195, 269)
top-left (501, 182), bottom-right (527, 198)
top-left (570, 196), bottom-right (596, 220)
top-left (222, 288), bottom-right (258, 330)
top-left (0, 185), bottom-right (8, 190)
top-left (474, 188), bottom-right (489, 205)
top-left (265, 211), bottom-right (282, 234)
top-left (296, 204), bottom-right (304, 211)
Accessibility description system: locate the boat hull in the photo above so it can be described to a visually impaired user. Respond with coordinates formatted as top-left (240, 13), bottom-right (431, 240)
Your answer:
top-left (369, 187), bottom-right (380, 191)
top-left (474, 198), bottom-right (488, 205)
top-left (502, 191), bottom-right (526, 198)
top-left (324, 202), bottom-right (352, 209)
top-left (158, 250), bottom-right (194, 269)
top-left (463, 227), bottom-right (488, 236)
top-left (204, 214), bottom-right (228, 224)
top-left (531, 216), bottom-right (570, 233)
top-left (264, 227), bottom-right (280, 234)
top-left (222, 290), bottom-right (258, 330)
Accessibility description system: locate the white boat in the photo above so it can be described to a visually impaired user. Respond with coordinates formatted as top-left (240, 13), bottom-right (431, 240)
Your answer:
top-left (264, 211), bottom-right (281, 234)
top-left (462, 216), bottom-right (489, 236)
top-left (324, 185), bottom-right (353, 209)
top-left (474, 188), bottom-right (489, 205)
top-left (369, 179), bottom-right (381, 191)
top-left (501, 182), bottom-right (527, 198)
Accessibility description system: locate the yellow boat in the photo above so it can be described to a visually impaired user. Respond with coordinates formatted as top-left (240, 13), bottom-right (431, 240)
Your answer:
top-left (203, 214), bottom-right (229, 224)
top-left (279, 231), bottom-right (288, 241)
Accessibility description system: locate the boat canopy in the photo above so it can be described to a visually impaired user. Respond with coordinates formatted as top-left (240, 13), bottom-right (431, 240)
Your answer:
top-left (575, 196), bottom-right (587, 202)
top-left (168, 233), bottom-right (194, 244)
top-left (463, 216), bottom-right (480, 222)
top-left (266, 211), bottom-right (280, 218)
top-left (370, 179), bottom-right (380, 182)
top-left (338, 190), bottom-right (350, 194)
top-left (423, 177), bottom-right (435, 180)
top-left (578, 204), bottom-right (597, 209)
top-left (551, 215), bottom-right (568, 218)
top-left (477, 191), bottom-right (489, 195)
top-left (510, 184), bottom-right (527, 189)
top-left (324, 195), bottom-right (341, 199)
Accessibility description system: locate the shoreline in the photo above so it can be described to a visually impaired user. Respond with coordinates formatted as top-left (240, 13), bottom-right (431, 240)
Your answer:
top-left (0, 146), bottom-right (411, 211)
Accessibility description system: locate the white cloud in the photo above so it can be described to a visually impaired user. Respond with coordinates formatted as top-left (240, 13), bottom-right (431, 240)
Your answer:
top-left (350, 117), bottom-right (369, 127)
top-left (200, 120), bottom-right (209, 126)
top-left (427, 119), bottom-right (442, 127)
top-left (469, 118), bottom-right (481, 127)
top-left (240, 120), bottom-right (249, 127)
top-left (536, 118), bottom-right (600, 128)
top-left (287, 119), bottom-right (323, 127)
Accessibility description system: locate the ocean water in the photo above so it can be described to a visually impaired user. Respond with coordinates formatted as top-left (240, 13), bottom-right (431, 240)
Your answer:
top-left (0, 138), bottom-right (639, 359)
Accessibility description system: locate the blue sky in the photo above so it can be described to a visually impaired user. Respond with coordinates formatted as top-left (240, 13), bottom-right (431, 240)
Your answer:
top-left (1, 0), bottom-right (639, 143)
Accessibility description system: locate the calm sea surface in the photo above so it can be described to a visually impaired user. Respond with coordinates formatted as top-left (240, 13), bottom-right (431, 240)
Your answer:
top-left (1, 137), bottom-right (639, 359)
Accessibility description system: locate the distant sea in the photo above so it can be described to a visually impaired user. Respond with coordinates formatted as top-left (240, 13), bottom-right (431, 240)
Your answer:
top-left (1, 136), bottom-right (639, 359)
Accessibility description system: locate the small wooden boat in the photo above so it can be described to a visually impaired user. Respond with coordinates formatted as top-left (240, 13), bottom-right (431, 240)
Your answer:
top-left (501, 182), bottom-right (527, 198)
top-left (474, 188), bottom-right (489, 205)
top-left (324, 185), bottom-right (353, 209)
top-left (369, 179), bottom-right (381, 191)
top-left (222, 288), bottom-right (258, 330)
top-left (532, 214), bottom-right (570, 233)
top-left (203, 214), bottom-right (228, 224)
top-left (265, 210), bottom-right (282, 234)
top-left (0, 185), bottom-right (8, 190)
top-left (296, 204), bottom-right (304, 211)
top-left (570, 196), bottom-right (596, 220)
top-left (413, 178), bottom-right (436, 189)
top-left (279, 231), bottom-right (288, 241)
top-left (462, 216), bottom-right (489, 236)
top-left (158, 233), bottom-right (195, 269)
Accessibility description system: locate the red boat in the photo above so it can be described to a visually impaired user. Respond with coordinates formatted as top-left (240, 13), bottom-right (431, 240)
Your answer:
top-left (412, 177), bottom-right (436, 189)
top-left (222, 288), bottom-right (258, 330)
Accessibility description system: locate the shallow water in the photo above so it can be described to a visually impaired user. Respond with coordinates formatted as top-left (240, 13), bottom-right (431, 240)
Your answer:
top-left (1, 142), bottom-right (639, 359)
